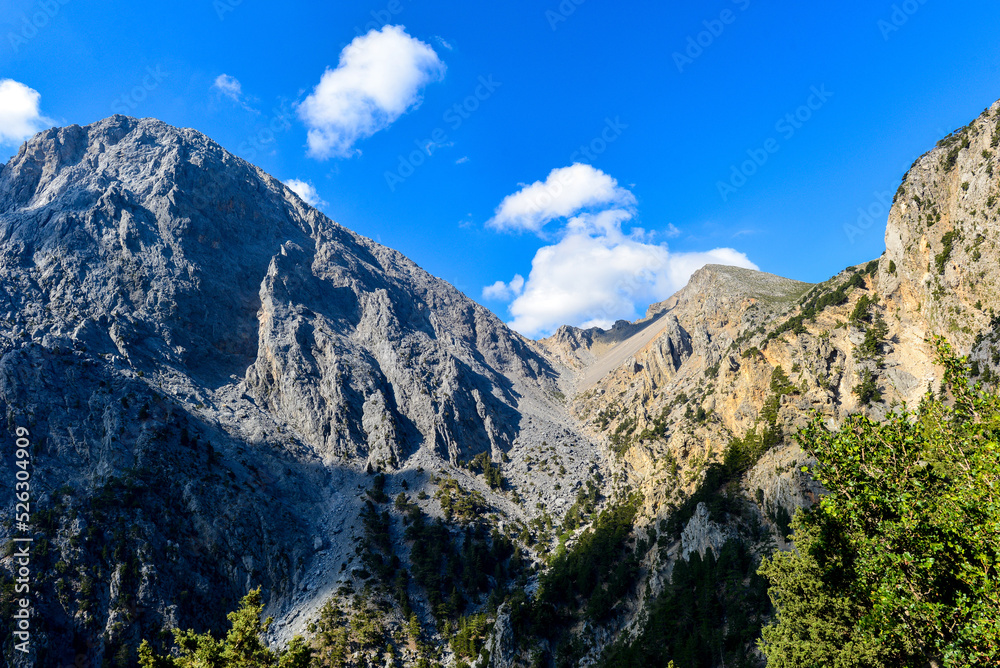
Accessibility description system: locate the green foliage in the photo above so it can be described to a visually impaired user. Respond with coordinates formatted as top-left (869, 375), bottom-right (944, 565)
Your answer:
top-left (469, 452), bottom-right (504, 490)
top-left (305, 600), bottom-right (351, 667)
top-left (138, 588), bottom-right (312, 668)
top-left (434, 478), bottom-right (488, 524)
top-left (594, 404), bottom-right (620, 430)
top-left (723, 424), bottom-right (780, 480)
top-left (521, 496), bottom-right (642, 635)
top-left (599, 539), bottom-right (770, 668)
top-left (610, 415), bottom-right (638, 455)
top-left (935, 229), bottom-right (959, 274)
top-left (638, 405), bottom-right (671, 441)
top-left (449, 614), bottom-right (490, 660)
top-left (850, 293), bottom-right (875, 325)
top-left (359, 499), bottom-right (396, 583)
top-left (760, 339), bottom-right (1000, 667)
top-left (938, 127), bottom-right (970, 171)
top-left (769, 275), bottom-right (865, 342)
top-left (560, 479), bottom-right (601, 533)
top-left (769, 366), bottom-right (796, 397)
top-left (887, 260), bottom-right (896, 274)
top-left (366, 473), bottom-right (390, 504)
top-left (852, 368), bottom-right (882, 406)
top-left (404, 508), bottom-right (516, 628)
top-left (684, 404), bottom-right (709, 423)
top-left (852, 293), bottom-right (888, 365)
top-left (858, 314), bottom-right (889, 360)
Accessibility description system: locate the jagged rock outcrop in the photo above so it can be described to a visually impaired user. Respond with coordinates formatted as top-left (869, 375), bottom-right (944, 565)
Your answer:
top-left (0, 116), bottom-right (583, 665)
top-left (679, 502), bottom-right (733, 561)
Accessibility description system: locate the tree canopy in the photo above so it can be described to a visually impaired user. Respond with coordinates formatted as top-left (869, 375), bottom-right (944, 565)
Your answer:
top-left (760, 339), bottom-right (1000, 667)
top-left (138, 587), bottom-right (312, 668)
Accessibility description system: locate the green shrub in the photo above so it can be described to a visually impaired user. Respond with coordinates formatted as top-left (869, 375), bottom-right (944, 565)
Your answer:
top-left (760, 340), bottom-right (1000, 667)
top-left (935, 230), bottom-right (959, 274)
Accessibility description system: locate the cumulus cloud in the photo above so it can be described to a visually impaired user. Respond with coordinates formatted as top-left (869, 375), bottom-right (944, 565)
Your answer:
top-left (485, 164), bottom-right (758, 337)
top-left (298, 25), bottom-right (445, 159)
top-left (284, 179), bottom-right (325, 207)
top-left (213, 74), bottom-right (243, 101)
top-left (488, 163), bottom-right (635, 233)
top-left (482, 274), bottom-right (524, 301)
top-left (503, 217), bottom-right (756, 337)
top-left (0, 79), bottom-right (53, 145)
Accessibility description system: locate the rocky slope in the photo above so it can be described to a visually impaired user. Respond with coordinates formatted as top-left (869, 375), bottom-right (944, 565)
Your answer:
top-left (512, 98), bottom-right (1000, 667)
top-left (0, 98), bottom-right (998, 667)
top-left (0, 116), bottom-right (594, 666)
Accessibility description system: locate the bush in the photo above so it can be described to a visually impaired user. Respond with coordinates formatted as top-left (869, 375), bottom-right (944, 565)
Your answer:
top-left (853, 368), bottom-right (882, 406)
top-left (935, 230), bottom-right (959, 274)
top-left (760, 339), bottom-right (1000, 667)
top-left (138, 588), bottom-right (312, 667)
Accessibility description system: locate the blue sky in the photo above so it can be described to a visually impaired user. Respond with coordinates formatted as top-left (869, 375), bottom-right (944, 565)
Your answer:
top-left (2, 0), bottom-right (1000, 337)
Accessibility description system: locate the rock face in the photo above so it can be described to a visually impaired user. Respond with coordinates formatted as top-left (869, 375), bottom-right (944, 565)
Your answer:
top-left (1, 100), bottom-right (999, 667)
top-left (0, 116), bottom-right (562, 469)
top-left (679, 502), bottom-right (732, 561)
top-left (0, 117), bottom-right (576, 666)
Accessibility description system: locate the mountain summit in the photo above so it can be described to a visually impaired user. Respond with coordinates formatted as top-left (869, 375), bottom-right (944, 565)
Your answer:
top-left (2, 102), bottom-right (999, 666)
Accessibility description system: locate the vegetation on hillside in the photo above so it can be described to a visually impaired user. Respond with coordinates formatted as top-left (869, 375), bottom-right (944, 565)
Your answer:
top-left (760, 339), bottom-right (1000, 667)
top-left (138, 588), bottom-right (311, 667)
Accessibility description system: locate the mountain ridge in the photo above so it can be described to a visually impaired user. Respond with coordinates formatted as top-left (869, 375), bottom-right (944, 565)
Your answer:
top-left (1, 100), bottom-right (998, 666)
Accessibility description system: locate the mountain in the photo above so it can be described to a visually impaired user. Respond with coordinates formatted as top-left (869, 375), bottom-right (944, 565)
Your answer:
top-left (0, 99), bottom-right (998, 667)
top-left (0, 116), bottom-right (592, 666)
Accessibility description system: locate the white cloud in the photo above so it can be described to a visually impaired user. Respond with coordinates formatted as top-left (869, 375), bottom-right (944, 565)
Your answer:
top-left (213, 74), bottom-right (243, 101)
top-left (0, 79), bottom-right (53, 145)
top-left (493, 210), bottom-right (756, 338)
top-left (488, 164), bottom-right (635, 233)
top-left (455, 156), bottom-right (469, 164)
top-left (298, 25), bottom-right (445, 159)
top-left (485, 164), bottom-right (757, 337)
top-left (284, 178), bottom-right (325, 207)
top-left (482, 274), bottom-right (524, 301)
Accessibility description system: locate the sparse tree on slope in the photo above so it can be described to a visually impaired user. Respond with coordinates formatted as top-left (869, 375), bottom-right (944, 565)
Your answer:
top-left (138, 587), bottom-right (312, 668)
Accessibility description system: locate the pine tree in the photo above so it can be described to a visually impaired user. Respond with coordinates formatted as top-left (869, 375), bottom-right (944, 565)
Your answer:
top-left (138, 588), bottom-right (312, 667)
